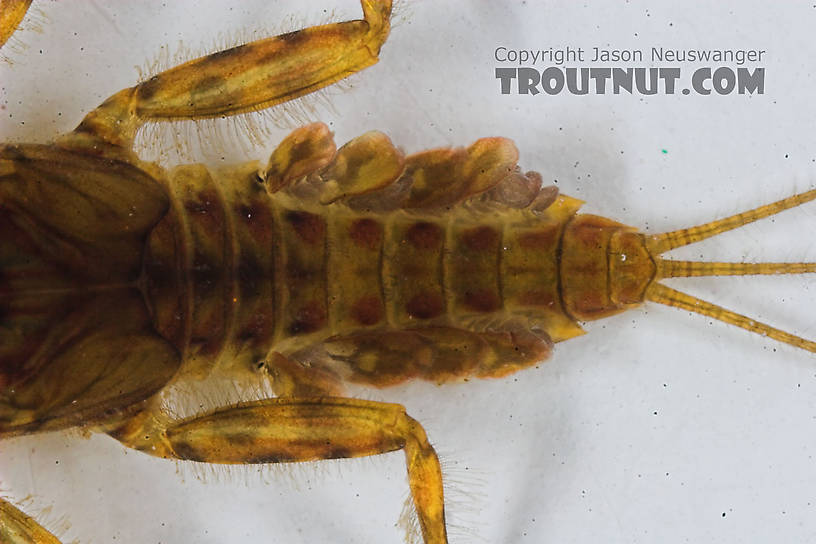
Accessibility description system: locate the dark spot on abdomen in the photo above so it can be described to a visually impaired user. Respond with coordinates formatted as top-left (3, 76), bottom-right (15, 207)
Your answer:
top-left (285, 211), bottom-right (325, 245)
top-left (461, 226), bottom-right (500, 252)
top-left (405, 222), bottom-right (443, 250)
top-left (351, 295), bottom-right (385, 326)
top-left (288, 300), bottom-right (327, 335)
top-left (349, 218), bottom-right (383, 250)
top-left (463, 289), bottom-right (501, 313)
top-left (406, 292), bottom-right (445, 319)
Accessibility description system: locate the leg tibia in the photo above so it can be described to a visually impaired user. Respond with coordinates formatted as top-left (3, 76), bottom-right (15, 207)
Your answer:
top-left (0, 497), bottom-right (62, 544)
top-left (400, 415), bottom-right (447, 543)
top-left (110, 396), bottom-right (447, 544)
top-left (0, 0), bottom-right (32, 50)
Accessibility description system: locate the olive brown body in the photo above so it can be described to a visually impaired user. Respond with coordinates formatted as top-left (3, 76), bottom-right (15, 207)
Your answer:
top-left (3, 1), bottom-right (813, 543)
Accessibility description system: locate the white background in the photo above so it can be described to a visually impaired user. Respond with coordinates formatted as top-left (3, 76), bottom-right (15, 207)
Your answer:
top-left (2, 1), bottom-right (816, 543)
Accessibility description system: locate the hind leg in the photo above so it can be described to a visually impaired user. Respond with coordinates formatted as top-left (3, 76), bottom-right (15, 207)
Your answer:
top-left (0, 0), bottom-right (32, 50)
top-left (0, 497), bottom-right (62, 544)
top-left (110, 396), bottom-right (448, 544)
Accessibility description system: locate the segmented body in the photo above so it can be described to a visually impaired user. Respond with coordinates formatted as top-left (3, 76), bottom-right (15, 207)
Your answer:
top-left (146, 137), bottom-right (580, 387)
top-left (3, 2), bottom-right (816, 543)
top-left (2, 125), bottom-right (591, 429)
